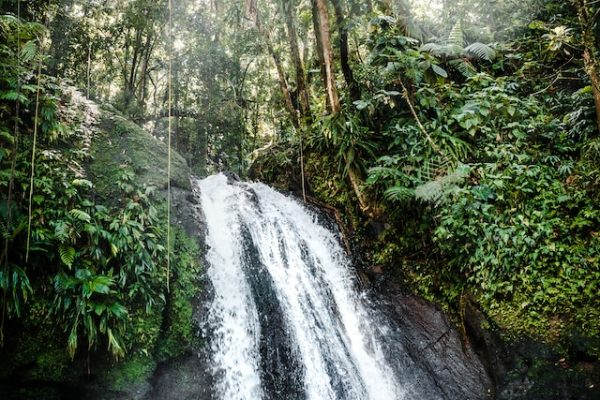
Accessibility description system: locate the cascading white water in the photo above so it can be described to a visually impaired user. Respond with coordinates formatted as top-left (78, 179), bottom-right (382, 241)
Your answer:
top-left (197, 173), bottom-right (406, 400)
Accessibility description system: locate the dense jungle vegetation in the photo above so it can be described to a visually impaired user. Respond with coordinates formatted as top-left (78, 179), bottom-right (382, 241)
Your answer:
top-left (0, 0), bottom-right (599, 394)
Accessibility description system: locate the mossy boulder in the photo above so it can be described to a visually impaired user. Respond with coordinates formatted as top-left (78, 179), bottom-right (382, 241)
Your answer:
top-left (0, 98), bottom-right (203, 399)
top-left (89, 107), bottom-right (191, 200)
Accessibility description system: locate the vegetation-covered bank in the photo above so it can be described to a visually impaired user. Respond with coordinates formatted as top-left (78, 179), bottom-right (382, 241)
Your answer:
top-left (0, 15), bottom-right (203, 397)
top-left (248, 0), bottom-right (600, 396)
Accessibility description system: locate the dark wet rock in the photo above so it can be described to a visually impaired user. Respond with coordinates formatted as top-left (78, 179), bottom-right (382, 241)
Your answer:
top-left (146, 354), bottom-right (212, 400)
top-left (462, 296), bottom-right (508, 391)
top-left (222, 171), bottom-right (241, 183)
top-left (377, 286), bottom-right (494, 400)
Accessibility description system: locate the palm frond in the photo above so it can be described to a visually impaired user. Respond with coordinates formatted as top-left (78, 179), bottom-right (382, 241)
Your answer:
top-left (420, 42), bottom-right (443, 56)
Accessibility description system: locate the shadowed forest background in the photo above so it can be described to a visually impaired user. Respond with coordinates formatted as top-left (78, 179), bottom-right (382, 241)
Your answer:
top-left (0, 0), bottom-right (599, 398)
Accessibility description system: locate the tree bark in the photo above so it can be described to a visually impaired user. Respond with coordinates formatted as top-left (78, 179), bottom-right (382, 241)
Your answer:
top-left (282, 0), bottom-right (312, 122)
top-left (330, 0), bottom-right (360, 101)
top-left (314, 0), bottom-right (341, 114)
top-left (246, 0), bottom-right (299, 128)
top-left (311, 0), bottom-right (327, 93)
top-left (575, 0), bottom-right (600, 133)
top-left (348, 166), bottom-right (371, 214)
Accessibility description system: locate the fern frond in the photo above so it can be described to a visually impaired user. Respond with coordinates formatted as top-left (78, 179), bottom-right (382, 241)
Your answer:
top-left (420, 42), bottom-right (443, 56)
top-left (19, 40), bottom-right (38, 63)
top-left (449, 59), bottom-right (477, 77)
top-left (415, 164), bottom-right (471, 205)
top-left (0, 90), bottom-right (28, 104)
top-left (465, 42), bottom-right (496, 61)
top-left (58, 244), bottom-right (76, 268)
top-left (384, 186), bottom-right (415, 202)
top-left (415, 180), bottom-right (444, 204)
top-left (447, 21), bottom-right (464, 47)
top-left (69, 209), bottom-right (91, 222)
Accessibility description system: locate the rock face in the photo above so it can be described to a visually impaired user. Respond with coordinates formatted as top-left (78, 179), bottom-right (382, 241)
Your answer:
top-left (89, 107), bottom-right (191, 198)
top-left (145, 290), bottom-right (495, 400)
top-left (146, 355), bottom-right (213, 400)
top-left (144, 180), bottom-right (211, 400)
top-left (378, 289), bottom-right (494, 399)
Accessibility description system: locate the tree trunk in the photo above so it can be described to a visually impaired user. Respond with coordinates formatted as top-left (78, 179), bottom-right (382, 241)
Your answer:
top-left (348, 166), bottom-right (371, 214)
top-left (575, 0), bottom-right (600, 133)
top-left (282, 0), bottom-right (312, 122)
top-left (314, 0), bottom-right (341, 114)
top-left (311, 0), bottom-right (328, 94)
top-left (583, 49), bottom-right (600, 134)
top-left (314, 0), bottom-right (372, 213)
top-left (330, 0), bottom-right (360, 101)
top-left (267, 39), bottom-right (300, 128)
top-left (246, 0), bottom-right (299, 128)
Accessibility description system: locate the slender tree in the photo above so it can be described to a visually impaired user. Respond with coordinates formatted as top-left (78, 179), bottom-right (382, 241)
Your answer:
top-left (573, 0), bottom-right (600, 133)
top-left (281, 0), bottom-right (311, 122)
top-left (313, 0), bottom-right (341, 114)
top-left (246, 0), bottom-right (299, 128)
top-left (330, 0), bottom-right (360, 101)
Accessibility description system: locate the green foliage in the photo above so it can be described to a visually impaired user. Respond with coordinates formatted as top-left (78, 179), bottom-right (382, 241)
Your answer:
top-left (252, 2), bottom-right (600, 362)
top-left (436, 161), bottom-right (600, 349)
top-left (0, 17), bottom-right (170, 362)
top-left (104, 354), bottom-right (157, 391)
top-left (420, 21), bottom-right (496, 78)
top-left (157, 228), bottom-right (202, 361)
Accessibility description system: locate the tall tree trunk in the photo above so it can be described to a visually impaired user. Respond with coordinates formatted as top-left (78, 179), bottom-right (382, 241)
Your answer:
top-left (330, 0), bottom-right (360, 101)
top-left (246, 0), bottom-right (299, 128)
top-left (282, 0), bottom-right (311, 122)
top-left (137, 34), bottom-right (154, 108)
top-left (314, 0), bottom-right (341, 114)
top-left (48, 0), bottom-right (76, 76)
top-left (575, 0), bottom-right (600, 133)
top-left (266, 38), bottom-right (299, 128)
top-left (314, 0), bottom-right (372, 213)
top-left (311, 0), bottom-right (327, 97)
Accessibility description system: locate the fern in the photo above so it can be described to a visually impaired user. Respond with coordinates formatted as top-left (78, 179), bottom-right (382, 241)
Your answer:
top-left (19, 40), bottom-right (38, 63)
top-left (420, 21), bottom-right (495, 76)
top-left (415, 180), bottom-right (444, 204)
top-left (384, 185), bottom-right (415, 202)
top-left (447, 21), bottom-right (465, 47)
top-left (465, 42), bottom-right (496, 62)
top-left (0, 90), bottom-right (28, 104)
top-left (58, 244), bottom-right (76, 268)
top-left (69, 209), bottom-right (91, 222)
top-left (0, 129), bottom-right (14, 145)
top-left (449, 59), bottom-right (477, 78)
top-left (415, 164), bottom-right (471, 206)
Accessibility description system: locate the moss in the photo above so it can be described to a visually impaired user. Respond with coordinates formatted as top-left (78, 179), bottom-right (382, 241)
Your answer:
top-left (103, 354), bottom-right (157, 391)
top-left (89, 108), bottom-right (190, 200)
top-left (157, 228), bottom-right (203, 361)
top-left (1, 92), bottom-right (204, 397)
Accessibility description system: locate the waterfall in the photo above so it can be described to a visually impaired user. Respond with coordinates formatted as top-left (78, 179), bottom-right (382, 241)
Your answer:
top-left (195, 174), bottom-right (430, 400)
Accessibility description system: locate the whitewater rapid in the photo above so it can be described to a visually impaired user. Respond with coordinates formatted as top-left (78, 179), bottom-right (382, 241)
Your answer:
top-left (197, 174), bottom-right (405, 400)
